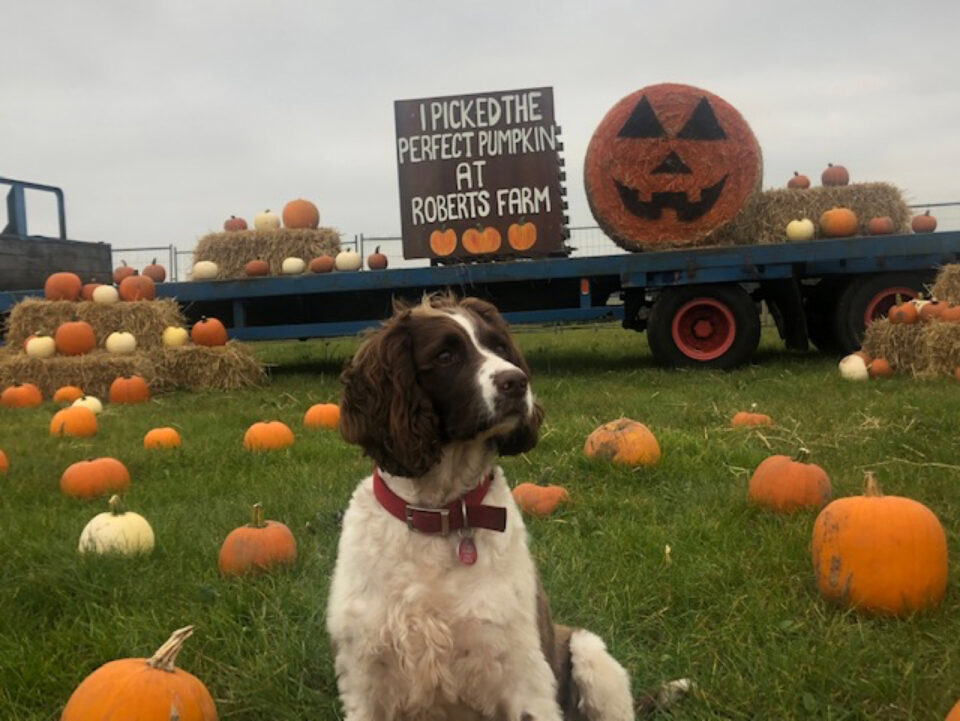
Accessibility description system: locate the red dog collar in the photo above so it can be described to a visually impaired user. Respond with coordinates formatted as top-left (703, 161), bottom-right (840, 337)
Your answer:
top-left (373, 467), bottom-right (507, 536)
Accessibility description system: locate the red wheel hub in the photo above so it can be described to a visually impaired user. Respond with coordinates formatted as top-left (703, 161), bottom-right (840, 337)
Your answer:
top-left (671, 297), bottom-right (736, 361)
top-left (864, 286), bottom-right (917, 326)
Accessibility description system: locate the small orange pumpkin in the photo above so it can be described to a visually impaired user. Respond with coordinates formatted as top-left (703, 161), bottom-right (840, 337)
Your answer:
top-left (53, 385), bottom-right (85, 405)
top-left (429, 228), bottom-right (457, 256)
top-left (50, 406), bottom-right (98, 438)
top-left (747, 448), bottom-right (831, 512)
top-left (282, 198), bottom-right (320, 229)
top-left (244, 258), bottom-right (270, 277)
top-left (109, 375), bottom-right (150, 404)
top-left (730, 411), bottom-right (774, 428)
top-left (866, 216), bottom-right (896, 235)
top-left (888, 300), bottom-right (919, 324)
top-left (60, 457), bottom-right (130, 498)
top-left (584, 418), bottom-right (661, 466)
top-left (113, 260), bottom-right (136, 285)
top-left (61, 625), bottom-right (217, 721)
top-left (192, 316), bottom-right (228, 347)
top-left (303, 403), bottom-right (340, 429)
top-left (243, 421), bottom-right (295, 451)
top-left (512, 483), bottom-right (569, 516)
top-left (819, 207), bottom-right (859, 238)
top-left (118, 272), bottom-right (156, 301)
top-left (80, 279), bottom-right (103, 301)
top-left (142, 258), bottom-right (167, 283)
top-left (0, 449), bottom-right (7, 474)
top-left (309, 255), bottom-right (335, 273)
top-left (44, 271), bottom-right (83, 301)
top-left (911, 210), bottom-right (937, 233)
top-left (507, 220), bottom-right (537, 251)
top-left (821, 163), bottom-right (849, 186)
top-left (867, 358), bottom-right (894, 378)
top-left (55, 320), bottom-right (96, 356)
top-left (1, 382), bottom-right (43, 408)
top-left (462, 225), bottom-right (502, 254)
top-left (218, 502), bottom-right (297, 576)
top-left (786, 171), bottom-right (810, 190)
top-left (811, 471), bottom-right (947, 616)
top-left (144, 427), bottom-right (182, 449)
top-left (919, 300), bottom-right (944, 322)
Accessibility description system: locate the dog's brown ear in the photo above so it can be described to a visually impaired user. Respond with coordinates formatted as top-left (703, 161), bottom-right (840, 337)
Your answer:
top-left (340, 313), bottom-right (443, 477)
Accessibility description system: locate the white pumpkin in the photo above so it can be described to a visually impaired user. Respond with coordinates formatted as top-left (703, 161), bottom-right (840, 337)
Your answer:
top-left (78, 495), bottom-right (155, 556)
top-left (72, 395), bottom-right (103, 414)
top-left (25, 335), bottom-right (56, 359)
top-left (105, 331), bottom-right (137, 355)
top-left (281, 257), bottom-right (306, 275)
top-left (785, 218), bottom-right (816, 242)
top-left (254, 209), bottom-right (281, 231)
top-left (192, 260), bottom-right (219, 281)
top-left (92, 285), bottom-right (119, 305)
top-left (838, 353), bottom-right (869, 382)
top-left (162, 326), bottom-right (189, 347)
top-left (334, 249), bottom-right (363, 271)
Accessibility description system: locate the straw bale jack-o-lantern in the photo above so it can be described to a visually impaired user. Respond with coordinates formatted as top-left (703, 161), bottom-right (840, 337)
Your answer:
top-left (585, 83), bottom-right (762, 250)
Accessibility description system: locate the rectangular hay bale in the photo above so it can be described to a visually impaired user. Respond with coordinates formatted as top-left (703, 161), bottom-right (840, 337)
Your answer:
top-left (193, 228), bottom-right (341, 279)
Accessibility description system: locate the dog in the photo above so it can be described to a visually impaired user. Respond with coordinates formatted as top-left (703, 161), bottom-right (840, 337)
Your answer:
top-left (327, 294), bottom-right (688, 720)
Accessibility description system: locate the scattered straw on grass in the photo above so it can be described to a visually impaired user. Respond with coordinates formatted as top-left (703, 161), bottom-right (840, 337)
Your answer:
top-left (155, 344), bottom-right (267, 391)
top-left (931, 265), bottom-right (960, 304)
top-left (0, 350), bottom-right (162, 399)
top-left (192, 228), bottom-right (341, 279)
top-left (705, 182), bottom-right (911, 247)
top-left (5, 298), bottom-right (185, 351)
top-left (861, 319), bottom-right (929, 376)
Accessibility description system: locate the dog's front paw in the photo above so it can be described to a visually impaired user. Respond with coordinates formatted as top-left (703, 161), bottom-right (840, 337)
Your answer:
top-left (636, 677), bottom-right (694, 715)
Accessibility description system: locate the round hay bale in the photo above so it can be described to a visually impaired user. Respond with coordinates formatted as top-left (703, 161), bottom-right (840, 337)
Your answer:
top-left (584, 83), bottom-right (762, 251)
top-left (5, 298), bottom-right (186, 352)
top-left (931, 265), bottom-right (960, 304)
top-left (192, 228), bottom-right (341, 280)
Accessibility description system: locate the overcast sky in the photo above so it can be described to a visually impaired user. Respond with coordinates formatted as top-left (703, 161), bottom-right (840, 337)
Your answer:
top-left (5, 0), bottom-right (959, 260)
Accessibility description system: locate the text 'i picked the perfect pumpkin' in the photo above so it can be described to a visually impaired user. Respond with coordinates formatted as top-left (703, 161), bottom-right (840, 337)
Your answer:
top-left (584, 418), bottom-right (661, 467)
top-left (584, 83), bottom-right (762, 250)
top-left (811, 471), bottom-right (948, 616)
top-left (61, 625), bottom-right (218, 721)
top-left (218, 502), bottom-right (297, 576)
top-left (747, 448), bottom-right (832, 512)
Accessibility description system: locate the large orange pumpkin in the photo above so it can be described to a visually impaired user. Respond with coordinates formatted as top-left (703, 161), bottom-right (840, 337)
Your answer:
top-left (50, 406), bottom-right (98, 438)
top-left (282, 199), bottom-right (320, 229)
top-left (584, 418), bottom-right (661, 466)
top-left (60, 457), bottom-right (130, 498)
top-left (819, 207), bottom-right (859, 238)
top-left (218, 503), bottom-right (297, 576)
top-left (462, 226), bottom-right (502, 254)
top-left (1, 382), bottom-right (43, 408)
top-left (512, 483), bottom-right (569, 516)
top-left (303, 403), bottom-right (340, 429)
top-left (811, 471), bottom-right (948, 616)
top-left (584, 83), bottom-right (762, 250)
top-left (192, 316), bottom-right (228, 347)
top-left (243, 421), bottom-right (294, 451)
top-left (55, 320), bottom-right (96, 356)
top-left (109, 375), bottom-right (150, 404)
top-left (507, 220), bottom-right (538, 251)
top-left (429, 228), bottom-right (457, 256)
top-left (61, 625), bottom-right (217, 721)
top-left (53, 385), bottom-right (85, 405)
top-left (118, 272), bottom-right (156, 301)
top-left (911, 210), bottom-right (937, 233)
top-left (747, 448), bottom-right (831, 512)
top-left (44, 272), bottom-right (82, 301)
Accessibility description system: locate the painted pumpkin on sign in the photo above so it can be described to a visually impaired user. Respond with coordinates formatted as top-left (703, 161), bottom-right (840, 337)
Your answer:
top-left (429, 228), bottom-right (457, 256)
top-left (584, 83), bottom-right (762, 250)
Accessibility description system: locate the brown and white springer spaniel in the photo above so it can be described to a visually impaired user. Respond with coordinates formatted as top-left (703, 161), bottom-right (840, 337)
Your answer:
top-left (327, 294), bottom-right (688, 721)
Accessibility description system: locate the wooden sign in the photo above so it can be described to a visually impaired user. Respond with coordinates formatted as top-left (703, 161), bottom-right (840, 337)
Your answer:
top-left (394, 87), bottom-right (567, 260)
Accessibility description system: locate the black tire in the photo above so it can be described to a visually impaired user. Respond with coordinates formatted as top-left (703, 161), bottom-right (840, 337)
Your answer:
top-left (647, 284), bottom-right (761, 370)
top-left (832, 272), bottom-right (930, 353)
top-left (804, 278), bottom-right (846, 354)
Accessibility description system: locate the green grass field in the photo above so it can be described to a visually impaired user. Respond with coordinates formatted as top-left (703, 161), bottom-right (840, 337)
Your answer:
top-left (3, 325), bottom-right (960, 720)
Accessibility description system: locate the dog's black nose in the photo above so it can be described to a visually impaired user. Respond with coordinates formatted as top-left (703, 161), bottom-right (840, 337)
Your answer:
top-left (494, 369), bottom-right (528, 398)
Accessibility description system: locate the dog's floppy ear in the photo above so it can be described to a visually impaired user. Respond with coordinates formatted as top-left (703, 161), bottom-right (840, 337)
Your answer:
top-left (339, 312), bottom-right (443, 477)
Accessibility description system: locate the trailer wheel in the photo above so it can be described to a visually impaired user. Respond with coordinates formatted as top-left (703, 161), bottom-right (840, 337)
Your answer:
top-left (647, 285), bottom-right (761, 369)
top-left (832, 273), bottom-right (928, 353)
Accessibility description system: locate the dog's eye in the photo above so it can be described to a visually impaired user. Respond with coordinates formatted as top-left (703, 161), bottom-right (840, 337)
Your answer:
top-left (435, 350), bottom-right (455, 365)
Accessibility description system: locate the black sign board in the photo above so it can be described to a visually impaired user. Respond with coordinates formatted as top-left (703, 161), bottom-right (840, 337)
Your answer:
top-left (394, 87), bottom-right (567, 260)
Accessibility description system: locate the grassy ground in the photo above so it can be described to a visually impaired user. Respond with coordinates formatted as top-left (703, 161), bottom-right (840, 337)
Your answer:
top-left (3, 325), bottom-right (960, 720)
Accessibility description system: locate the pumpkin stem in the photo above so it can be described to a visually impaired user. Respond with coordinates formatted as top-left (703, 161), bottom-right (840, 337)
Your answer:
top-left (108, 494), bottom-right (124, 515)
top-left (146, 626), bottom-right (195, 672)
top-left (251, 502), bottom-right (265, 528)
top-left (793, 447), bottom-right (811, 463)
top-left (151, 257), bottom-right (157, 265)
top-left (374, 246), bottom-right (381, 254)
top-left (863, 471), bottom-right (882, 497)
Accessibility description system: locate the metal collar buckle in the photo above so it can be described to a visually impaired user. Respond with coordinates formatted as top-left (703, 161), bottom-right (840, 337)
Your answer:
top-left (405, 505), bottom-right (451, 536)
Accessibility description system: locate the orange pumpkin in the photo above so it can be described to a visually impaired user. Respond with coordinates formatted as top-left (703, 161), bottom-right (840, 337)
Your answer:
top-left (118, 272), bottom-right (156, 301)
top-left (888, 300), bottom-right (919, 325)
top-left (244, 258), bottom-right (270, 277)
top-left (218, 503), bottom-right (297, 576)
top-left (282, 198), bottom-right (320, 229)
top-left (786, 171), bottom-right (810, 190)
top-left (50, 406), bottom-right (98, 438)
top-left (243, 421), bottom-right (294, 451)
top-left (866, 216), bottom-right (896, 235)
top-left (1, 382), bottom-right (43, 408)
top-left (920, 300), bottom-right (945, 322)
top-left (80, 280), bottom-right (103, 301)
top-left (44, 272), bottom-right (82, 301)
top-left (811, 471), bottom-right (947, 616)
top-left (947, 700), bottom-right (960, 721)
top-left (747, 448), bottom-right (831, 512)
top-left (462, 225), bottom-right (502, 254)
top-left (192, 316), bottom-right (228, 347)
top-left (61, 625), bottom-right (217, 721)
top-left (584, 418), bottom-right (661, 466)
top-left (941, 304), bottom-right (960, 323)
top-left (911, 210), bottom-right (937, 233)
top-left (60, 457), bottom-right (130, 498)
top-left (730, 411), bottom-right (774, 428)
top-left (309, 255), bottom-right (335, 273)
top-left (821, 163), bottom-right (850, 186)
top-left (109, 375), bottom-right (150, 404)
top-left (142, 258), bottom-right (167, 283)
top-left (429, 228), bottom-right (457, 256)
top-left (53, 385), bottom-right (85, 405)
top-left (55, 320), bottom-right (96, 356)
top-left (867, 358), bottom-right (894, 378)
top-left (819, 207), bottom-right (859, 238)
top-left (144, 426), bottom-right (182, 449)
top-left (512, 483), bottom-right (569, 516)
top-left (507, 220), bottom-right (537, 251)
top-left (113, 261), bottom-right (136, 285)
top-left (0, 449), bottom-right (7, 474)
top-left (303, 403), bottom-right (340, 429)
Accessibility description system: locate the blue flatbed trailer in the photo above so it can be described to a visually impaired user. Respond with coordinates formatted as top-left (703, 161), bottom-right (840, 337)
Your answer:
top-left (3, 231), bottom-right (959, 368)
